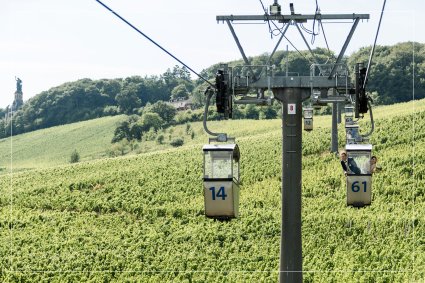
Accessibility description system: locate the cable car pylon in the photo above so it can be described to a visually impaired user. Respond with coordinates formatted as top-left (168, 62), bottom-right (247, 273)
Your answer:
top-left (214, 2), bottom-right (372, 281)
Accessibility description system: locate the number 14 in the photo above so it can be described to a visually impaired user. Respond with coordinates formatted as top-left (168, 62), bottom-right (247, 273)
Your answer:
top-left (209, 186), bottom-right (227, 200)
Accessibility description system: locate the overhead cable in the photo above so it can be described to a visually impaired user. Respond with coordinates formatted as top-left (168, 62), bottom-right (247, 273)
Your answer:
top-left (363, 0), bottom-right (387, 89)
top-left (311, 0), bottom-right (320, 44)
top-left (259, 0), bottom-right (274, 38)
top-left (95, 0), bottom-right (215, 89)
top-left (257, 0), bottom-right (311, 64)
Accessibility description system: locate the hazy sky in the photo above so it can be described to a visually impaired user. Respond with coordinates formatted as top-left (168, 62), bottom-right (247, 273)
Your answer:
top-left (1, 0), bottom-right (423, 108)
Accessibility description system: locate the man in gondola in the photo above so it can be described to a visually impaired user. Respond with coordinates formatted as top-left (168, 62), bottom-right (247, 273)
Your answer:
top-left (340, 151), bottom-right (361, 175)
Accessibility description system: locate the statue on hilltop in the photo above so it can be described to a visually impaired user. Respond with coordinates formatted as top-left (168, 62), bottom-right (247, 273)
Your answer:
top-left (16, 77), bottom-right (22, 93)
top-left (12, 77), bottom-right (24, 111)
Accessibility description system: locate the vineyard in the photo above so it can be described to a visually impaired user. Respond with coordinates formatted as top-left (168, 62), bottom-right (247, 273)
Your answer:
top-left (0, 115), bottom-right (126, 171)
top-left (0, 99), bottom-right (424, 282)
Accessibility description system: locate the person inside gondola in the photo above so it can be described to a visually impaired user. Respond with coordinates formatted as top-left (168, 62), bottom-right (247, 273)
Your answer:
top-left (340, 151), bottom-right (361, 175)
top-left (370, 155), bottom-right (382, 173)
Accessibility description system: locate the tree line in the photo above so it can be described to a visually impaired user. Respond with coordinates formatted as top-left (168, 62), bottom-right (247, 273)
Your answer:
top-left (0, 66), bottom-right (195, 138)
top-left (0, 42), bottom-right (423, 139)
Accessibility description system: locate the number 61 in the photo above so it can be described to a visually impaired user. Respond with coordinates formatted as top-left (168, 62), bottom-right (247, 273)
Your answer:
top-left (352, 181), bottom-right (367, 192)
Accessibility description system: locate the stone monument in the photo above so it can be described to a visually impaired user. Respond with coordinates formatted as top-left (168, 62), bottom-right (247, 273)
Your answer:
top-left (12, 77), bottom-right (23, 111)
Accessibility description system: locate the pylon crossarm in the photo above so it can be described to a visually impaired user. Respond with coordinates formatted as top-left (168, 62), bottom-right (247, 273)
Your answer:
top-left (294, 23), bottom-right (323, 73)
top-left (328, 18), bottom-right (360, 79)
top-left (225, 20), bottom-right (257, 81)
top-left (266, 23), bottom-right (290, 66)
top-left (216, 14), bottom-right (369, 22)
top-left (249, 76), bottom-right (348, 89)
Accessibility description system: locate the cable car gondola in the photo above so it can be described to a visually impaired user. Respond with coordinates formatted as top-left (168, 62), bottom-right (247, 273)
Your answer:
top-left (345, 144), bottom-right (373, 207)
top-left (203, 143), bottom-right (240, 218)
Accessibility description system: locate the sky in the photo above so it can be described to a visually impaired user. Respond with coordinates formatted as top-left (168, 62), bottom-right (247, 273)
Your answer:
top-left (0, 0), bottom-right (423, 108)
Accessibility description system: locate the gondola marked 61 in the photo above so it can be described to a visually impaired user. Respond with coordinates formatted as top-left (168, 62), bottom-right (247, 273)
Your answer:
top-left (347, 175), bottom-right (372, 206)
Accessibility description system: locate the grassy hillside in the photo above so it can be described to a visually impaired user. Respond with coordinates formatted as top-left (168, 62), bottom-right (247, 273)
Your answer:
top-left (0, 110), bottom-right (288, 172)
top-left (2, 99), bottom-right (424, 172)
top-left (0, 115), bottom-right (126, 171)
top-left (0, 100), bottom-right (424, 282)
